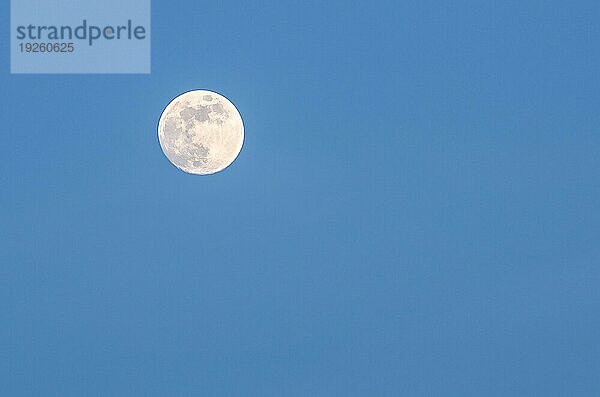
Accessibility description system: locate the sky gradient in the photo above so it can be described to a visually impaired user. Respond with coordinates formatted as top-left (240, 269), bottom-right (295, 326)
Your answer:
top-left (1, 0), bottom-right (600, 395)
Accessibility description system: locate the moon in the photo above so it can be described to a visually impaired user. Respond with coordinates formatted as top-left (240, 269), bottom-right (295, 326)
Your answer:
top-left (158, 90), bottom-right (244, 175)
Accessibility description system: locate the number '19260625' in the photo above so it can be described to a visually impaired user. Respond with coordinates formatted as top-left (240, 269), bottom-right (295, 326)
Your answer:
top-left (19, 42), bottom-right (74, 52)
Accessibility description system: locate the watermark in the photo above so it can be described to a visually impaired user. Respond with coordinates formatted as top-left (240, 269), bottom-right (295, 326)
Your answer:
top-left (11, 0), bottom-right (150, 74)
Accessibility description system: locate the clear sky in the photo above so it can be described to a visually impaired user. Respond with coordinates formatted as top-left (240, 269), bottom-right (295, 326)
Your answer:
top-left (1, 1), bottom-right (600, 395)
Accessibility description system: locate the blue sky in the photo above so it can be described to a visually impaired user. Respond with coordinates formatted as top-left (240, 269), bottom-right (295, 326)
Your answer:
top-left (1, 0), bottom-right (600, 395)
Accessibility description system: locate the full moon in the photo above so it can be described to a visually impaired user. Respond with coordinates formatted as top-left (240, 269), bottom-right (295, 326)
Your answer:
top-left (158, 90), bottom-right (244, 175)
